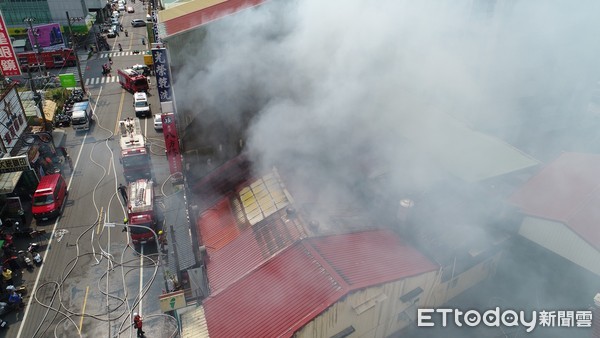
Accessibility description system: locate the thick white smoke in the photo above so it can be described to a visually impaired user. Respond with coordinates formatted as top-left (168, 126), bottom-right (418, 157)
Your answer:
top-left (175, 0), bottom-right (600, 189)
top-left (173, 1), bottom-right (600, 332)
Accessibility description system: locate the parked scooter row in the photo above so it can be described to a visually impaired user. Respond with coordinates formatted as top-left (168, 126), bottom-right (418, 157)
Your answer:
top-left (54, 88), bottom-right (86, 128)
top-left (13, 226), bottom-right (46, 239)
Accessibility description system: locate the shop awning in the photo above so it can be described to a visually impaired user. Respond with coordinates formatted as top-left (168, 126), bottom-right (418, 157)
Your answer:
top-left (0, 171), bottom-right (23, 195)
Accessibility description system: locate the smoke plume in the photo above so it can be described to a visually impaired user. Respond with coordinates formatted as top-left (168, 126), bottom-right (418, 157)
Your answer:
top-left (173, 0), bottom-right (600, 335)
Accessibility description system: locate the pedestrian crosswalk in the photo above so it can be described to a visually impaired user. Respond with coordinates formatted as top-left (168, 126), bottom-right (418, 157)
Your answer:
top-left (85, 76), bottom-right (119, 86)
top-left (99, 51), bottom-right (143, 58)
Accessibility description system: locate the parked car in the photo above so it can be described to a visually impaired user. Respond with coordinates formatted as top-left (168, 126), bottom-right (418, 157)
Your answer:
top-left (106, 29), bottom-right (117, 38)
top-left (101, 24), bottom-right (112, 33)
top-left (32, 173), bottom-right (68, 221)
top-left (112, 10), bottom-right (120, 18)
top-left (153, 114), bottom-right (163, 130)
top-left (127, 6), bottom-right (134, 13)
top-left (118, 4), bottom-right (125, 11)
top-left (131, 19), bottom-right (146, 27)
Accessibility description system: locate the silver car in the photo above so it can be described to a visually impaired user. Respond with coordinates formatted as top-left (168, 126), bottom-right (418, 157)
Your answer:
top-left (154, 114), bottom-right (163, 130)
top-left (131, 19), bottom-right (146, 27)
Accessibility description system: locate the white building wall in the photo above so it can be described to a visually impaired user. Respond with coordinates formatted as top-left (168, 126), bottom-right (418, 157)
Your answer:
top-left (47, 0), bottom-right (87, 25)
top-left (294, 270), bottom-right (438, 338)
top-left (430, 252), bottom-right (502, 307)
top-left (519, 216), bottom-right (600, 276)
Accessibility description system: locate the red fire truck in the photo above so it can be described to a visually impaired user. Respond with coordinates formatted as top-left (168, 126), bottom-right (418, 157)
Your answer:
top-left (117, 68), bottom-right (149, 93)
top-left (127, 178), bottom-right (157, 244)
top-left (119, 118), bottom-right (151, 182)
top-left (17, 48), bottom-right (77, 71)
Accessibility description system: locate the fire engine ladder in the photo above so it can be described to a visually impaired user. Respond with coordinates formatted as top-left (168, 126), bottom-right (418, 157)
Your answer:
top-left (119, 117), bottom-right (142, 139)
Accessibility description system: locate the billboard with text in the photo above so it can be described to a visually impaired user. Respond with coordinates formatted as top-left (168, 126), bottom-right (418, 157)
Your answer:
top-left (27, 23), bottom-right (65, 51)
top-left (0, 12), bottom-right (21, 76)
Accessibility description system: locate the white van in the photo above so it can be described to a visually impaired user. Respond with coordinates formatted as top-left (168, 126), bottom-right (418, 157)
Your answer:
top-left (70, 100), bottom-right (94, 131)
top-left (133, 92), bottom-right (151, 117)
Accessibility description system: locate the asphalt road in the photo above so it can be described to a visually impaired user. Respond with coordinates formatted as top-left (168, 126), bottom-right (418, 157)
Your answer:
top-left (2, 3), bottom-right (177, 337)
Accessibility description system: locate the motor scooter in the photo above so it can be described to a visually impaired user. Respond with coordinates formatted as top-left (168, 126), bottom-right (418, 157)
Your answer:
top-left (18, 250), bottom-right (33, 272)
top-left (33, 252), bottom-right (42, 266)
top-left (28, 242), bottom-right (41, 253)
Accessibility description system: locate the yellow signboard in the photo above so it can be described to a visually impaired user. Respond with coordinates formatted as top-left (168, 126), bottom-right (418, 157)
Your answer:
top-left (159, 290), bottom-right (186, 312)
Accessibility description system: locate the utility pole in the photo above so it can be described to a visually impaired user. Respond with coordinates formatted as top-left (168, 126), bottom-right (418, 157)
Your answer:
top-left (22, 17), bottom-right (48, 131)
top-left (65, 12), bottom-right (87, 95)
top-left (27, 66), bottom-right (48, 130)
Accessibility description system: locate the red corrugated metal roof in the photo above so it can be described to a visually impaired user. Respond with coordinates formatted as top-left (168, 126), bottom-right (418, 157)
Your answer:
top-left (196, 197), bottom-right (240, 253)
top-left (206, 211), bottom-right (306, 293)
top-left (203, 230), bottom-right (439, 337)
top-left (510, 152), bottom-right (600, 250)
top-left (162, 0), bottom-right (266, 38)
top-left (307, 229), bottom-right (439, 289)
top-left (204, 244), bottom-right (345, 338)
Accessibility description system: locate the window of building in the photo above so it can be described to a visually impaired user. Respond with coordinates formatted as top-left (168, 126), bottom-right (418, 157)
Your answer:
top-left (400, 287), bottom-right (423, 303)
top-left (352, 293), bottom-right (387, 315)
top-left (0, 1), bottom-right (52, 26)
top-left (330, 326), bottom-right (355, 338)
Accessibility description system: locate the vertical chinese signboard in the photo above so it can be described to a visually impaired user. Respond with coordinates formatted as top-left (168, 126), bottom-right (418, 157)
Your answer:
top-left (150, 11), bottom-right (160, 44)
top-left (0, 87), bottom-right (27, 152)
top-left (161, 113), bottom-right (183, 180)
top-left (153, 47), bottom-right (182, 181)
top-left (151, 48), bottom-right (173, 103)
top-left (0, 12), bottom-right (21, 76)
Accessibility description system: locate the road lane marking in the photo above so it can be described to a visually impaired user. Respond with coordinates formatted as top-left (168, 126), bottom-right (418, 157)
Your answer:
top-left (79, 286), bottom-right (90, 334)
top-left (97, 206), bottom-right (104, 235)
top-left (114, 89), bottom-right (126, 134)
top-left (17, 87), bottom-right (104, 337)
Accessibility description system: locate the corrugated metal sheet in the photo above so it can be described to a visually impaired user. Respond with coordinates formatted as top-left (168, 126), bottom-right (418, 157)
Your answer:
top-left (206, 210), bottom-right (305, 293)
top-left (510, 152), bottom-right (600, 250)
top-left (181, 305), bottom-right (210, 338)
top-left (204, 244), bottom-right (345, 338)
top-left (203, 230), bottom-right (438, 337)
top-left (196, 197), bottom-right (240, 253)
top-left (307, 229), bottom-right (439, 289)
top-left (165, 189), bottom-right (197, 272)
top-left (519, 217), bottom-right (600, 276)
top-left (159, 0), bottom-right (266, 39)
top-left (397, 111), bottom-right (539, 182)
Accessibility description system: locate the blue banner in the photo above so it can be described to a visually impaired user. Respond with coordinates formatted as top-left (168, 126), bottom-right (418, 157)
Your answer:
top-left (151, 48), bottom-right (172, 102)
top-left (151, 11), bottom-right (160, 43)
